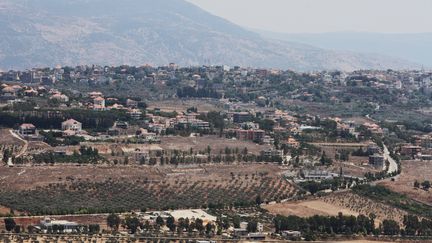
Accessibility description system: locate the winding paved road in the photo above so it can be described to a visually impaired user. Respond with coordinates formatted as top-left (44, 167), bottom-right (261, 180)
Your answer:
top-left (383, 144), bottom-right (398, 175)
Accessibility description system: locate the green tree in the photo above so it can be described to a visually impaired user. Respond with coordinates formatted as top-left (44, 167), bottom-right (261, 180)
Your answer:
top-left (233, 216), bottom-right (241, 228)
top-left (205, 223), bottom-right (214, 235)
top-left (156, 216), bottom-right (165, 226)
top-left (320, 152), bottom-right (333, 166)
top-left (195, 218), bottom-right (204, 233)
top-left (107, 213), bottom-right (121, 231)
top-left (247, 221), bottom-right (258, 233)
top-left (303, 181), bottom-right (319, 195)
top-left (258, 119), bottom-right (275, 131)
top-left (403, 215), bottom-right (419, 236)
top-left (414, 180), bottom-right (420, 188)
top-left (382, 219), bottom-right (400, 235)
top-left (14, 225), bottom-right (21, 234)
top-left (166, 216), bottom-right (176, 232)
top-left (255, 195), bottom-right (263, 205)
top-left (124, 216), bottom-right (141, 234)
top-left (88, 224), bottom-right (100, 234)
top-left (422, 181), bottom-right (431, 191)
top-left (4, 218), bottom-right (16, 232)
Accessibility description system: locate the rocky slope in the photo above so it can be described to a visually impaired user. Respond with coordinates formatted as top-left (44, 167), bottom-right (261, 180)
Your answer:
top-left (0, 0), bottom-right (418, 71)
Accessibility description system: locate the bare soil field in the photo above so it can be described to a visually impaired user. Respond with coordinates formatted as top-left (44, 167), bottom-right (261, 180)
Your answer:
top-left (148, 99), bottom-right (222, 113)
top-left (0, 129), bottom-right (24, 146)
top-left (313, 142), bottom-right (370, 164)
top-left (263, 199), bottom-right (359, 218)
top-left (263, 191), bottom-right (410, 225)
top-left (0, 205), bottom-right (12, 215)
top-left (0, 164), bottom-right (296, 215)
top-left (26, 141), bottom-right (51, 153)
top-left (329, 161), bottom-right (381, 178)
top-left (380, 160), bottom-right (432, 205)
top-left (312, 142), bottom-right (381, 177)
top-left (0, 129), bottom-right (24, 156)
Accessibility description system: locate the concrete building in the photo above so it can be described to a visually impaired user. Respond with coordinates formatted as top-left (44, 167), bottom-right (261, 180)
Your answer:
top-left (369, 154), bottom-right (385, 169)
top-left (233, 112), bottom-right (253, 123)
top-left (128, 109), bottom-right (143, 120)
top-left (61, 119), bottom-right (82, 132)
top-left (261, 149), bottom-right (283, 158)
top-left (19, 123), bottom-right (37, 136)
top-left (303, 170), bottom-right (333, 181)
top-left (401, 145), bottom-right (422, 158)
top-left (39, 218), bottom-right (79, 233)
top-left (236, 129), bottom-right (265, 143)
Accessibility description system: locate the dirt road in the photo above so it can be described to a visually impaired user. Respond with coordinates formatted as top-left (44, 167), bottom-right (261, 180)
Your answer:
top-left (9, 130), bottom-right (28, 159)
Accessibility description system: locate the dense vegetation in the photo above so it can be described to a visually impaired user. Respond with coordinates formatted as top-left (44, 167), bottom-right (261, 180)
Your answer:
top-left (31, 146), bottom-right (104, 164)
top-left (0, 109), bottom-right (129, 131)
top-left (274, 212), bottom-right (432, 240)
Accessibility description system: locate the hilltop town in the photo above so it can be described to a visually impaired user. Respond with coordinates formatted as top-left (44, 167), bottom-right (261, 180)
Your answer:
top-left (1, 64), bottom-right (432, 242)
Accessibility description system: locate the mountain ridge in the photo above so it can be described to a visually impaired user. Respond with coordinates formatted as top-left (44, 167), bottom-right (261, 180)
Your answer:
top-left (256, 29), bottom-right (432, 67)
top-left (0, 0), bottom-right (419, 71)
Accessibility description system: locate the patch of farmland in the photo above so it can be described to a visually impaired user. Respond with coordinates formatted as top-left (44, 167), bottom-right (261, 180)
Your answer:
top-left (380, 160), bottom-right (432, 205)
top-left (264, 192), bottom-right (410, 225)
top-left (160, 136), bottom-right (271, 154)
top-left (320, 192), bottom-right (410, 224)
top-left (147, 99), bottom-right (222, 113)
top-left (263, 198), bottom-right (359, 218)
top-left (0, 164), bottom-right (296, 215)
top-left (0, 129), bottom-right (24, 145)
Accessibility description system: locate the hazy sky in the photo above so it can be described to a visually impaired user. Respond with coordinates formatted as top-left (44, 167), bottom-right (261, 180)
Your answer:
top-left (186, 0), bottom-right (432, 33)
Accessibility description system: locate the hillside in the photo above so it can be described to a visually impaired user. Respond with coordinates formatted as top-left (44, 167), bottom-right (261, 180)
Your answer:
top-left (258, 30), bottom-right (432, 67)
top-left (0, 0), bottom-right (419, 71)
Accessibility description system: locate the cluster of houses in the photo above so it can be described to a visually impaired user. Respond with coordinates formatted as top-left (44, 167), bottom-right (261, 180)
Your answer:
top-left (3, 64), bottom-right (432, 170)
top-left (399, 144), bottom-right (429, 160)
top-left (2, 64), bottom-right (432, 106)
top-left (17, 119), bottom-right (86, 140)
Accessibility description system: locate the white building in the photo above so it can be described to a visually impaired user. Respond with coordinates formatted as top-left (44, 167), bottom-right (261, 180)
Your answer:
top-left (93, 96), bottom-right (106, 110)
top-left (39, 218), bottom-right (79, 233)
top-left (61, 119), bottom-right (82, 132)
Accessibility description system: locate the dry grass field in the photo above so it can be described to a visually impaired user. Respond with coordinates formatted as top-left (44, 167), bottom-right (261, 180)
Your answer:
top-left (160, 136), bottom-right (271, 154)
top-left (380, 160), bottom-right (432, 205)
top-left (312, 142), bottom-right (381, 177)
top-left (0, 164), bottom-right (296, 215)
top-left (0, 205), bottom-right (11, 215)
top-left (147, 99), bottom-right (222, 113)
top-left (263, 191), bottom-right (410, 225)
top-left (263, 199), bottom-right (359, 218)
top-left (0, 129), bottom-right (24, 146)
top-left (51, 136), bottom-right (270, 158)
top-left (0, 129), bottom-right (25, 158)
